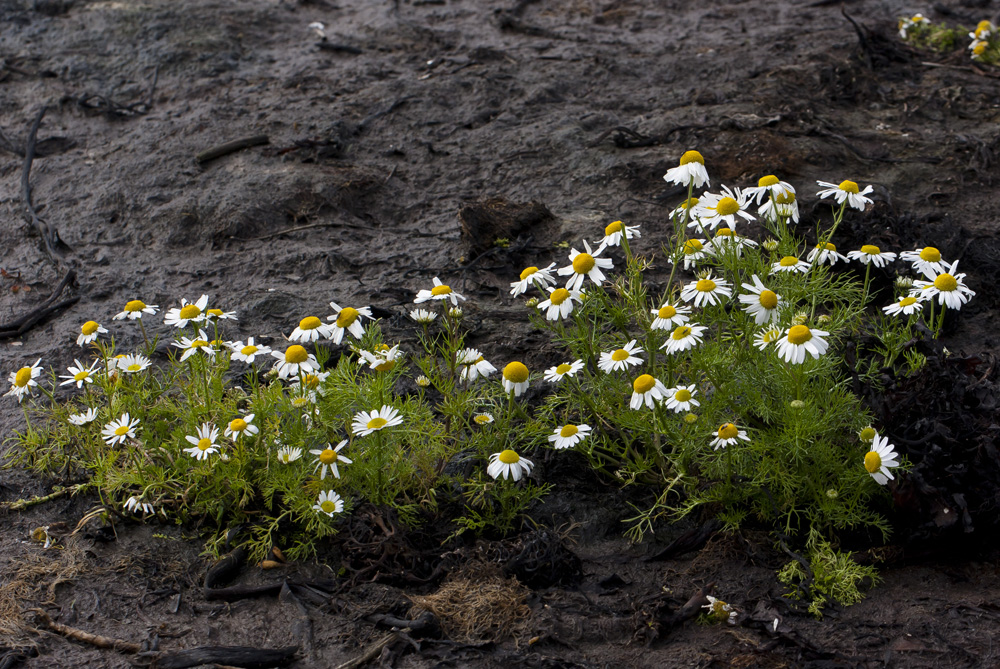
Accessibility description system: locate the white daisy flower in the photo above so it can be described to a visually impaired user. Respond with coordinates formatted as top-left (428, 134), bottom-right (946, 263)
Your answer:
top-left (310, 440), bottom-right (352, 479)
top-left (548, 424), bottom-right (592, 449)
top-left (276, 445), bottom-right (303, 464)
top-left (77, 320), bottom-right (108, 347)
top-left (676, 238), bottom-right (709, 270)
top-left (557, 240), bottom-right (614, 292)
top-left (358, 344), bottom-right (402, 372)
top-left (693, 185), bottom-right (754, 231)
top-left (327, 302), bottom-right (373, 344)
top-left (738, 275), bottom-right (782, 325)
top-left (487, 449), bottom-right (534, 481)
top-left (709, 422), bottom-right (750, 450)
top-left (847, 245), bottom-right (897, 268)
top-left (670, 196), bottom-right (701, 221)
top-left (770, 255), bottom-right (810, 274)
top-left (816, 179), bottom-right (873, 211)
top-left (543, 359), bottom-right (585, 383)
top-left (502, 361), bottom-right (530, 396)
top-left (898, 13), bottom-right (930, 39)
top-left (414, 276), bottom-right (465, 306)
top-left (290, 316), bottom-right (333, 343)
top-left (271, 345), bottom-right (319, 379)
top-left (102, 412), bottom-right (140, 446)
top-left (352, 405), bottom-right (403, 436)
top-left (116, 353), bottom-right (151, 375)
top-left (745, 174), bottom-right (794, 205)
top-left (58, 359), bottom-right (98, 389)
top-left (663, 384), bottom-right (699, 413)
top-left (204, 307), bottom-right (238, 322)
top-left (679, 273), bottom-right (732, 307)
top-left (224, 414), bottom-right (258, 441)
top-left (883, 296), bottom-right (922, 317)
top-left (598, 340), bottom-right (644, 373)
top-left (910, 260), bottom-right (975, 310)
top-left (663, 150), bottom-right (710, 188)
top-left (754, 327), bottom-right (782, 351)
top-left (759, 190), bottom-right (800, 224)
top-left (899, 246), bottom-right (947, 278)
top-left (458, 348), bottom-right (497, 382)
top-left (184, 422), bottom-right (220, 460)
top-left (509, 263), bottom-right (557, 297)
top-left (661, 323), bottom-right (708, 355)
top-left (775, 325), bottom-right (830, 364)
top-left (630, 374), bottom-right (669, 410)
top-left (865, 433), bottom-right (900, 485)
top-left (702, 596), bottom-right (737, 625)
top-left (313, 490), bottom-right (344, 517)
top-left (173, 330), bottom-right (215, 362)
top-left (124, 496), bottom-right (154, 515)
top-left (807, 242), bottom-right (848, 266)
top-left (290, 371), bottom-right (329, 396)
top-left (706, 227), bottom-right (757, 256)
top-left (473, 412), bottom-right (494, 425)
top-left (537, 287), bottom-right (582, 321)
top-left (596, 220), bottom-right (640, 249)
top-left (410, 308), bottom-right (438, 324)
top-left (68, 407), bottom-right (98, 426)
top-left (970, 19), bottom-right (994, 40)
top-left (113, 299), bottom-right (159, 321)
top-left (229, 337), bottom-right (272, 364)
top-left (650, 302), bottom-right (691, 330)
top-left (164, 294), bottom-right (209, 328)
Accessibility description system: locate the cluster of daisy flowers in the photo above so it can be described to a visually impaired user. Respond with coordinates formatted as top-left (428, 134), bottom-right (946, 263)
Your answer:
top-left (898, 14), bottom-right (999, 63)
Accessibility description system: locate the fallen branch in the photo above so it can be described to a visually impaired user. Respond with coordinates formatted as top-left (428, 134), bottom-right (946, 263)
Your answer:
top-left (20, 106), bottom-right (68, 261)
top-left (142, 645), bottom-right (299, 669)
top-left (0, 269), bottom-right (78, 340)
top-left (334, 633), bottom-right (397, 669)
top-left (31, 609), bottom-right (141, 653)
top-left (0, 485), bottom-right (80, 512)
top-left (195, 135), bottom-right (270, 164)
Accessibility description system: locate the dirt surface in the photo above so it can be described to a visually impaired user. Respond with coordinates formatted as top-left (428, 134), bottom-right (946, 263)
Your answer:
top-left (3, 0), bottom-right (1000, 666)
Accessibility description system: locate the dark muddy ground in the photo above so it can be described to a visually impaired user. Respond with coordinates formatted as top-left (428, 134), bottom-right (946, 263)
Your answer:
top-left (3, 0), bottom-right (1000, 666)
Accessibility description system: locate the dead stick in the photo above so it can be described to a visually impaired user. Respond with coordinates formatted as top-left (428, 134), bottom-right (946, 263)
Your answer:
top-left (20, 106), bottom-right (62, 261)
top-left (0, 485), bottom-right (79, 512)
top-left (32, 609), bottom-right (141, 653)
top-left (334, 633), bottom-right (397, 669)
top-left (196, 135), bottom-right (269, 164)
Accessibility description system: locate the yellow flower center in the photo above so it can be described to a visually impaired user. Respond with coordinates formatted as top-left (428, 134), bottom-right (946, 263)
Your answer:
top-left (683, 239), bottom-right (703, 253)
top-left (899, 297), bottom-right (918, 307)
top-left (74, 371), bottom-right (90, 382)
top-left (374, 361), bottom-right (395, 372)
top-left (679, 197), bottom-right (699, 209)
top-left (718, 423), bottom-right (739, 440)
top-left (715, 197), bottom-right (739, 217)
top-left (474, 414), bottom-right (492, 424)
top-left (320, 500), bottom-right (337, 513)
top-left (336, 308), bottom-right (360, 328)
top-left (679, 150), bottom-right (704, 165)
top-left (974, 42), bottom-right (988, 55)
top-left (775, 191), bottom-right (796, 205)
top-left (125, 299), bottom-right (145, 312)
top-left (229, 418), bottom-right (247, 433)
top-left (860, 427), bottom-right (877, 442)
top-left (299, 316), bottom-right (321, 331)
top-left (675, 389), bottom-right (692, 402)
top-left (14, 368), bottom-right (32, 387)
top-left (318, 448), bottom-right (336, 464)
top-left (864, 451), bottom-right (882, 473)
top-left (81, 321), bottom-right (100, 335)
top-left (672, 325), bottom-right (692, 340)
top-left (303, 374), bottom-right (320, 389)
top-left (838, 180), bottom-right (860, 194)
top-left (241, 345), bottom-right (258, 355)
top-left (285, 345), bottom-right (308, 364)
top-left (197, 437), bottom-right (212, 451)
top-left (787, 325), bottom-right (812, 345)
top-left (611, 348), bottom-right (630, 362)
top-left (503, 361), bottom-right (529, 383)
top-left (715, 227), bottom-right (734, 237)
top-left (633, 374), bottom-right (655, 394)
top-left (919, 247), bottom-right (941, 262)
top-left (179, 304), bottom-right (201, 320)
top-left (934, 274), bottom-right (958, 292)
top-left (556, 363), bottom-right (572, 374)
top-left (430, 284), bottom-right (452, 296)
top-left (605, 220), bottom-right (624, 235)
top-left (560, 424), bottom-right (579, 438)
top-left (207, 308), bottom-right (224, 318)
top-left (186, 339), bottom-right (207, 350)
top-left (115, 425), bottom-right (129, 436)
top-left (658, 305), bottom-right (677, 319)
top-left (759, 290), bottom-right (778, 310)
top-left (519, 266), bottom-right (538, 280)
top-left (126, 363), bottom-right (142, 372)
top-left (695, 279), bottom-right (716, 292)
top-left (572, 253), bottom-right (596, 274)
top-left (860, 244), bottom-right (880, 255)
top-left (498, 449), bottom-right (520, 464)
top-left (549, 288), bottom-right (570, 306)
top-left (821, 242), bottom-right (837, 251)
top-left (761, 329), bottom-right (780, 343)
top-left (367, 417), bottom-right (388, 430)
top-left (779, 256), bottom-right (799, 267)
top-left (758, 175), bottom-right (779, 187)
